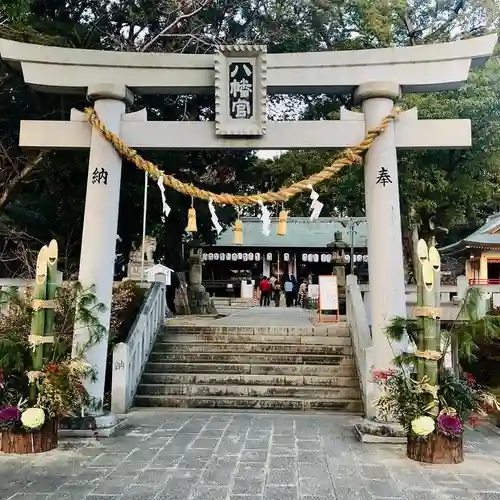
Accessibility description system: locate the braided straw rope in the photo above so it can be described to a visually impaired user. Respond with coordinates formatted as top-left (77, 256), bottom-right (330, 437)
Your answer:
top-left (84, 107), bottom-right (401, 206)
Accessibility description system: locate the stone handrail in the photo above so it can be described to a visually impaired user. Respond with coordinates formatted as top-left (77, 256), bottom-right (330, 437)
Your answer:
top-left (346, 274), bottom-right (376, 419)
top-left (111, 281), bottom-right (166, 414)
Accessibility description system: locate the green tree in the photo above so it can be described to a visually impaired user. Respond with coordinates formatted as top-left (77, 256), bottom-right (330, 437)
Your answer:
top-left (0, 0), bottom-right (499, 276)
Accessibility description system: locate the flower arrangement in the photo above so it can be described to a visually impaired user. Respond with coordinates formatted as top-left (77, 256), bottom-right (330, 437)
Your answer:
top-left (0, 358), bottom-right (95, 434)
top-left (0, 241), bottom-right (104, 446)
top-left (372, 367), bottom-right (499, 440)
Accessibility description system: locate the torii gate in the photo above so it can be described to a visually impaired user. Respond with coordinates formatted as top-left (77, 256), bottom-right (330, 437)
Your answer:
top-left (0, 35), bottom-right (496, 420)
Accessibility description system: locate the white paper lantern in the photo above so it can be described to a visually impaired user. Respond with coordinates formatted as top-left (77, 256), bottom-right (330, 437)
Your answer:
top-left (302, 253), bottom-right (308, 262)
top-left (344, 254), bottom-right (351, 263)
top-left (356, 254), bottom-right (363, 263)
top-left (320, 254), bottom-right (325, 262)
top-left (231, 253), bottom-right (237, 261)
top-left (313, 254), bottom-right (319, 263)
top-left (208, 253), bottom-right (213, 260)
top-left (307, 253), bottom-right (313, 262)
top-left (226, 252), bottom-right (231, 260)
top-left (243, 253), bottom-right (248, 261)
top-left (220, 253), bottom-right (225, 261)
top-left (363, 254), bottom-right (368, 262)
top-left (237, 252), bottom-right (242, 260)
top-left (255, 253), bottom-right (261, 261)
top-left (248, 253), bottom-right (254, 261)
top-left (214, 253), bottom-right (219, 261)
top-left (326, 254), bottom-right (332, 263)
top-left (284, 253), bottom-right (289, 262)
top-left (266, 253), bottom-right (273, 261)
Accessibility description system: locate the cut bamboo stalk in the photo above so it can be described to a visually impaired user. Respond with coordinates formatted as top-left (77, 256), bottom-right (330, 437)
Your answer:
top-left (30, 245), bottom-right (49, 402)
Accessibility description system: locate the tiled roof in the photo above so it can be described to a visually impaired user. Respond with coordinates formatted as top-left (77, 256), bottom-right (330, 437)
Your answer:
top-left (440, 213), bottom-right (500, 252)
top-left (212, 217), bottom-right (368, 248)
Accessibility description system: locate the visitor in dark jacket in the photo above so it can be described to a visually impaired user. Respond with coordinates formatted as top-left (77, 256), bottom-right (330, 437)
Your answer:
top-left (291, 275), bottom-right (299, 306)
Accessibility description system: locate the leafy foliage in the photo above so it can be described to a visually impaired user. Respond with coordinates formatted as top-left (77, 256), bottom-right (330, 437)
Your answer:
top-left (0, 0), bottom-right (499, 276)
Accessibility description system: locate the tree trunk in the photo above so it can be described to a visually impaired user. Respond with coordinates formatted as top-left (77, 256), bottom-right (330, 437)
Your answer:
top-left (407, 433), bottom-right (463, 464)
top-left (0, 419), bottom-right (58, 454)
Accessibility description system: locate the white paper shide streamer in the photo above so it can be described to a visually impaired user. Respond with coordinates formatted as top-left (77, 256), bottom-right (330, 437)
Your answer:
top-left (308, 184), bottom-right (323, 221)
top-left (157, 175), bottom-right (171, 222)
top-left (209, 198), bottom-right (223, 234)
top-left (258, 200), bottom-right (271, 236)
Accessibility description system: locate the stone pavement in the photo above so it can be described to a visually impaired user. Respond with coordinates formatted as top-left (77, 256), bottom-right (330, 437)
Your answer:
top-left (3, 410), bottom-right (500, 500)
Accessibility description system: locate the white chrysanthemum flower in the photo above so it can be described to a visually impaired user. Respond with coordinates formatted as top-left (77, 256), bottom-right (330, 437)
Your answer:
top-left (411, 416), bottom-right (435, 437)
top-left (21, 407), bottom-right (46, 429)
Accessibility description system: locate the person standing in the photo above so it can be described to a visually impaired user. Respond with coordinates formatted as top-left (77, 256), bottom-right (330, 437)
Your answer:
top-left (284, 276), bottom-right (294, 307)
top-left (274, 281), bottom-right (282, 307)
top-left (259, 276), bottom-right (271, 306)
top-left (298, 280), bottom-right (308, 308)
top-left (291, 275), bottom-right (299, 306)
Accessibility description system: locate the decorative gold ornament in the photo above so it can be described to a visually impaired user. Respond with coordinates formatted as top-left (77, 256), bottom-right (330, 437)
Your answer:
top-left (277, 210), bottom-right (289, 236)
top-left (233, 219), bottom-right (243, 245)
top-left (186, 207), bottom-right (197, 232)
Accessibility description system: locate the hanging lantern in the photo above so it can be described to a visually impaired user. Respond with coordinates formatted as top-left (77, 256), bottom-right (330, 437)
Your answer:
top-left (237, 252), bottom-right (243, 260)
top-left (277, 210), bottom-right (289, 236)
top-left (266, 252), bottom-right (273, 261)
top-left (233, 219), bottom-right (243, 245)
top-left (226, 252), bottom-right (231, 260)
top-left (313, 254), bottom-right (319, 263)
top-left (284, 253), bottom-right (289, 262)
top-left (220, 253), bottom-right (225, 261)
top-left (208, 253), bottom-right (213, 260)
top-left (302, 253), bottom-right (307, 262)
top-left (344, 254), bottom-right (351, 263)
top-left (231, 253), bottom-right (237, 261)
top-left (326, 254), bottom-right (332, 263)
top-left (249, 253), bottom-right (254, 261)
top-left (255, 253), bottom-right (261, 261)
top-left (243, 253), bottom-right (248, 261)
top-left (213, 253), bottom-right (219, 261)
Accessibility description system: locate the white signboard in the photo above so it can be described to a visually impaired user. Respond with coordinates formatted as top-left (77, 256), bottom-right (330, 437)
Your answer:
top-left (318, 275), bottom-right (339, 311)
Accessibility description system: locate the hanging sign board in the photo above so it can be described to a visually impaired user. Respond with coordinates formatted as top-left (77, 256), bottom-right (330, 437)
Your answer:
top-left (318, 275), bottom-right (339, 323)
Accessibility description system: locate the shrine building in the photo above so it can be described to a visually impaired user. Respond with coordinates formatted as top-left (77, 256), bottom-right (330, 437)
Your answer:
top-left (202, 216), bottom-right (368, 296)
top-left (440, 213), bottom-right (500, 285)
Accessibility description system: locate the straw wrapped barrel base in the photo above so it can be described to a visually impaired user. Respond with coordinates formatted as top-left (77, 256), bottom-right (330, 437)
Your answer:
top-left (0, 419), bottom-right (58, 454)
top-left (407, 433), bottom-right (463, 464)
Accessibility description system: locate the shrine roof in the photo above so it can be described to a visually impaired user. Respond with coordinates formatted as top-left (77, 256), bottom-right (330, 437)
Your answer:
top-left (440, 213), bottom-right (500, 253)
top-left (212, 217), bottom-right (368, 248)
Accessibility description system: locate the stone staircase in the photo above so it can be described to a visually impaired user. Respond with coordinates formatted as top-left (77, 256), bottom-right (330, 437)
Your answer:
top-left (134, 322), bottom-right (363, 412)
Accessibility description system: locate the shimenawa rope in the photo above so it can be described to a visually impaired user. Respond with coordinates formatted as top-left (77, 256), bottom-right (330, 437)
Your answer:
top-left (83, 107), bottom-right (401, 206)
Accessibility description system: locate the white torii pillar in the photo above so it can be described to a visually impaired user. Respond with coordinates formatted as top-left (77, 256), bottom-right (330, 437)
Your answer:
top-left (356, 82), bottom-right (407, 370)
top-left (73, 84), bottom-right (133, 417)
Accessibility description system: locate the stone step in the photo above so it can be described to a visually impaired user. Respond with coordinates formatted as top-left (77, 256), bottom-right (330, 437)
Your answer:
top-left (136, 383), bottom-right (361, 399)
top-left (145, 362), bottom-right (356, 377)
top-left (152, 342), bottom-right (352, 356)
top-left (161, 325), bottom-right (350, 337)
top-left (148, 352), bottom-right (354, 365)
top-left (134, 395), bottom-right (363, 412)
top-left (156, 333), bottom-right (351, 346)
top-left (140, 372), bottom-right (359, 387)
